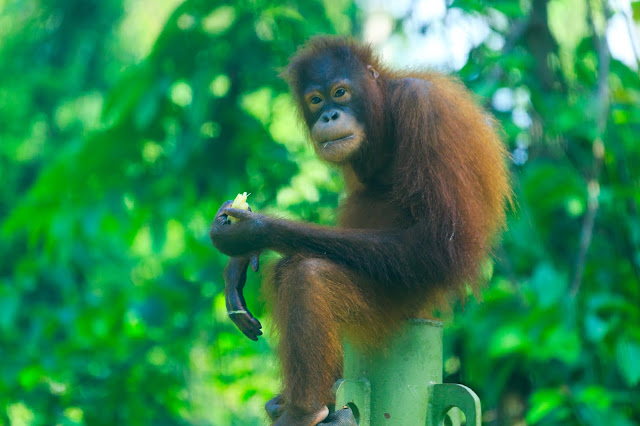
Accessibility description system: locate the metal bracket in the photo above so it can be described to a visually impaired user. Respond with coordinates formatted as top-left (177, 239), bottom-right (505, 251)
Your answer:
top-left (333, 378), bottom-right (371, 426)
top-left (428, 383), bottom-right (482, 426)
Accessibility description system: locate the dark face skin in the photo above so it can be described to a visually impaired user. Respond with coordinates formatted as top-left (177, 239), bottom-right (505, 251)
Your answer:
top-left (297, 56), bottom-right (374, 163)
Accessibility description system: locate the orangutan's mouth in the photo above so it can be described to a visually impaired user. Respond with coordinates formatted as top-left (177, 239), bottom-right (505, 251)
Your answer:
top-left (322, 134), bottom-right (355, 147)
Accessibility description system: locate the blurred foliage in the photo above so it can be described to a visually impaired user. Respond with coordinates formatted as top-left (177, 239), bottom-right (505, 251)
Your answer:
top-left (0, 0), bottom-right (638, 425)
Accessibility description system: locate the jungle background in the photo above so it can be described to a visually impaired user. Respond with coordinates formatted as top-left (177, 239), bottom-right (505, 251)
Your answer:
top-left (1, 0), bottom-right (639, 424)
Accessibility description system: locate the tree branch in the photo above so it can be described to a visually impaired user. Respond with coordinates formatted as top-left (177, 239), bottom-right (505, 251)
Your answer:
top-left (570, 0), bottom-right (612, 296)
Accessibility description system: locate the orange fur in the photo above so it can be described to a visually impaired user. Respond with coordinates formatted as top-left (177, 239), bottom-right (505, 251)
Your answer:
top-left (265, 36), bottom-right (511, 422)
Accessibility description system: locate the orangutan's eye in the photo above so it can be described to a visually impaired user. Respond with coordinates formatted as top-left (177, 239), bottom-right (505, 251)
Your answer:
top-left (334, 88), bottom-right (346, 98)
top-left (310, 96), bottom-right (323, 104)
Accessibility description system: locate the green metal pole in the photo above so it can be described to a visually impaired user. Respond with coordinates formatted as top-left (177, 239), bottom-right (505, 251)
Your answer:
top-left (333, 319), bottom-right (481, 426)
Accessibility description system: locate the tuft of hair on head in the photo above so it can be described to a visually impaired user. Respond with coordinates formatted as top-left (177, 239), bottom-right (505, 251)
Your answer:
top-left (280, 36), bottom-right (382, 95)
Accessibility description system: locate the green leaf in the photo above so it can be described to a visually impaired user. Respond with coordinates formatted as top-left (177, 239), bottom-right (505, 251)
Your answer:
top-left (576, 386), bottom-right (611, 410)
top-left (527, 388), bottom-right (565, 424)
top-left (489, 325), bottom-right (531, 357)
top-left (19, 365), bottom-right (44, 390)
top-left (616, 337), bottom-right (640, 386)
top-left (632, 1), bottom-right (640, 22)
top-left (529, 262), bottom-right (567, 308)
top-left (584, 313), bottom-right (609, 342)
top-left (537, 326), bottom-right (581, 364)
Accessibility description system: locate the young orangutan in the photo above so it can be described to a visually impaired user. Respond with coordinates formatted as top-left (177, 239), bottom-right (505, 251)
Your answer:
top-left (210, 37), bottom-right (511, 425)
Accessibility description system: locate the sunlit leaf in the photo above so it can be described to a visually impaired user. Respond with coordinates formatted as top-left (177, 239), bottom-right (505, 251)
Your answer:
top-left (526, 388), bottom-right (565, 424)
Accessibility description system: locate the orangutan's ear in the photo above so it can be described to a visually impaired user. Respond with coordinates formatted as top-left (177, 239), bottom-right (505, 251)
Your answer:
top-left (367, 65), bottom-right (379, 80)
